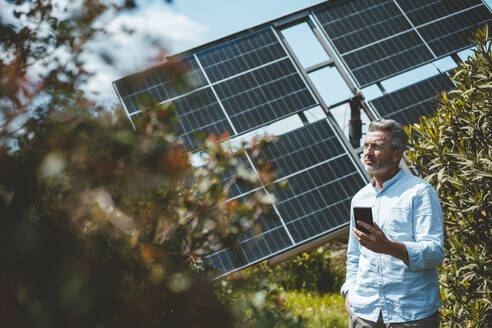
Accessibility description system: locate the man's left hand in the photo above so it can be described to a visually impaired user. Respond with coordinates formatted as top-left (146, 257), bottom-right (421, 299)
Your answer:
top-left (353, 221), bottom-right (390, 254)
top-left (353, 221), bottom-right (409, 263)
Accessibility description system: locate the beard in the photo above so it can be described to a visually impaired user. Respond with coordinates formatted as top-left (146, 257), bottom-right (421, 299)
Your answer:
top-left (363, 155), bottom-right (393, 175)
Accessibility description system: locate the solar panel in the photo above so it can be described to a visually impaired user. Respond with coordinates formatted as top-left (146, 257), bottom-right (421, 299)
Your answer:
top-left (314, 0), bottom-right (492, 87)
top-left (114, 27), bottom-right (317, 149)
top-left (205, 120), bottom-right (367, 274)
top-left (369, 73), bottom-right (454, 125)
top-left (314, 0), bottom-right (423, 87)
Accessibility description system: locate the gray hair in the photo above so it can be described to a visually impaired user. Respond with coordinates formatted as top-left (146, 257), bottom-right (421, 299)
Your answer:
top-left (368, 119), bottom-right (408, 150)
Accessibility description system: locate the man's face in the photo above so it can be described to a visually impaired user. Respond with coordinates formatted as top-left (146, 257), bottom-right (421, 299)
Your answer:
top-left (363, 130), bottom-right (402, 175)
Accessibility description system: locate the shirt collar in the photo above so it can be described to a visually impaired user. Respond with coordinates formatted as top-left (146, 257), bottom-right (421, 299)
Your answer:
top-left (370, 168), bottom-right (404, 192)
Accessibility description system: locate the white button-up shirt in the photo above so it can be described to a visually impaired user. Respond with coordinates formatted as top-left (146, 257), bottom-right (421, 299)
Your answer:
top-left (341, 169), bottom-right (444, 322)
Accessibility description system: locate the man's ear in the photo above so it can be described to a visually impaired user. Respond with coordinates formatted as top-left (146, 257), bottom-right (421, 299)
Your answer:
top-left (392, 148), bottom-right (403, 163)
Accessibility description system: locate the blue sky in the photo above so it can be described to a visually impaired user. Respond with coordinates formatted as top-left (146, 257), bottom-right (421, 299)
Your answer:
top-left (163, 0), bottom-right (325, 52)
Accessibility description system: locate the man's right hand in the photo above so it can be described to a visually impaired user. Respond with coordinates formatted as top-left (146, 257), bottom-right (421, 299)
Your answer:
top-left (345, 292), bottom-right (350, 313)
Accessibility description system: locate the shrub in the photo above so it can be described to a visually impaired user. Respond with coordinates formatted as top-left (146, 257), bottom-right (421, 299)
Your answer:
top-left (270, 246), bottom-right (345, 294)
top-left (406, 26), bottom-right (492, 327)
top-left (0, 2), bottom-right (278, 326)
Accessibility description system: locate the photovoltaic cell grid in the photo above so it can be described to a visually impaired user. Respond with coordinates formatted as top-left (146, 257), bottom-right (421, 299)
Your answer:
top-left (315, 0), bottom-right (411, 54)
top-left (416, 5), bottom-right (492, 57)
top-left (274, 154), bottom-right (365, 243)
top-left (114, 55), bottom-right (207, 114)
top-left (205, 120), bottom-right (367, 273)
top-left (205, 218), bottom-right (293, 273)
top-left (257, 119), bottom-right (345, 179)
top-left (205, 190), bottom-right (293, 273)
top-left (169, 87), bottom-right (234, 150)
top-left (396, 0), bottom-right (484, 26)
top-left (341, 31), bottom-right (433, 87)
top-left (314, 0), bottom-right (492, 87)
top-left (195, 28), bottom-right (286, 83)
top-left (214, 58), bottom-right (317, 133)
top-left (369, 73), bottom-right (455, 125)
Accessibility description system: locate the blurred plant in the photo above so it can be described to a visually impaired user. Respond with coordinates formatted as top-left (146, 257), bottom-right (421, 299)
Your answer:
top-left (406, 26), bottom-right (491, 327)
top-left (0, 1), bottom-right (281, 327)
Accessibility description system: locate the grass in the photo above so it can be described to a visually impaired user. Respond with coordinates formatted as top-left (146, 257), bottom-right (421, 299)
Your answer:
top-left (283, 290), bottom-right (348, 328)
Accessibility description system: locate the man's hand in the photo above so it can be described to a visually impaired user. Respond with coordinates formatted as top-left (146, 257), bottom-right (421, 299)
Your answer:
top-left (354, 221), bottom-right (409, 264)
top-left (345, 292), bottom-right (350, 313)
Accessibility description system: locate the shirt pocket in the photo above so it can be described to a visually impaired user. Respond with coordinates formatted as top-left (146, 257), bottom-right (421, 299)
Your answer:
top-left (381, 206), bottom-right (413, 241)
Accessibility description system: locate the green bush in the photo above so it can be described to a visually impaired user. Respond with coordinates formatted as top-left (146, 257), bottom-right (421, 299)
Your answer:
top-left (270, 246), bottom-right (345, 294)
top-left (406, 26), bottom-right (492, 327)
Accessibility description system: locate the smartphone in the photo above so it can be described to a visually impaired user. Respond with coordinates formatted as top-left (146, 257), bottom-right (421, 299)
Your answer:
top-left (353, 207), bottom-right (373, 234)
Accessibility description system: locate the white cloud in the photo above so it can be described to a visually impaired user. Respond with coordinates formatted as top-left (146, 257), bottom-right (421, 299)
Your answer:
top-left (82, 5), bottom-right (209, 105)
top-left (0, 1), bottom-right (208, 107)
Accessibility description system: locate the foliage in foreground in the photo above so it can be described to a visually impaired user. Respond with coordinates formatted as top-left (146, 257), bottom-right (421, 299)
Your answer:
top-left (0, 1), bottom-right (287, 327)
top-left (406, 26), bottom-right (492, 327)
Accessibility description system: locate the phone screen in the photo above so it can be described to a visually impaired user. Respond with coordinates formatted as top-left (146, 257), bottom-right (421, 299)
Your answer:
top-left (353, 207), bottom-right (373, 234)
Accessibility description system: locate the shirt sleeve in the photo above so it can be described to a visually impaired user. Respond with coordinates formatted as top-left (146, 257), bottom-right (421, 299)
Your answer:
top-left (340, 205), bottom-right (360, 296)
top-left (403, 185), bottom-right (445, 271)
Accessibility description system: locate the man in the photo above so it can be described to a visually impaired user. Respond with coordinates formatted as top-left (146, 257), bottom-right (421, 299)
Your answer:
top-left (341, 119), bottom-right (444, 327)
